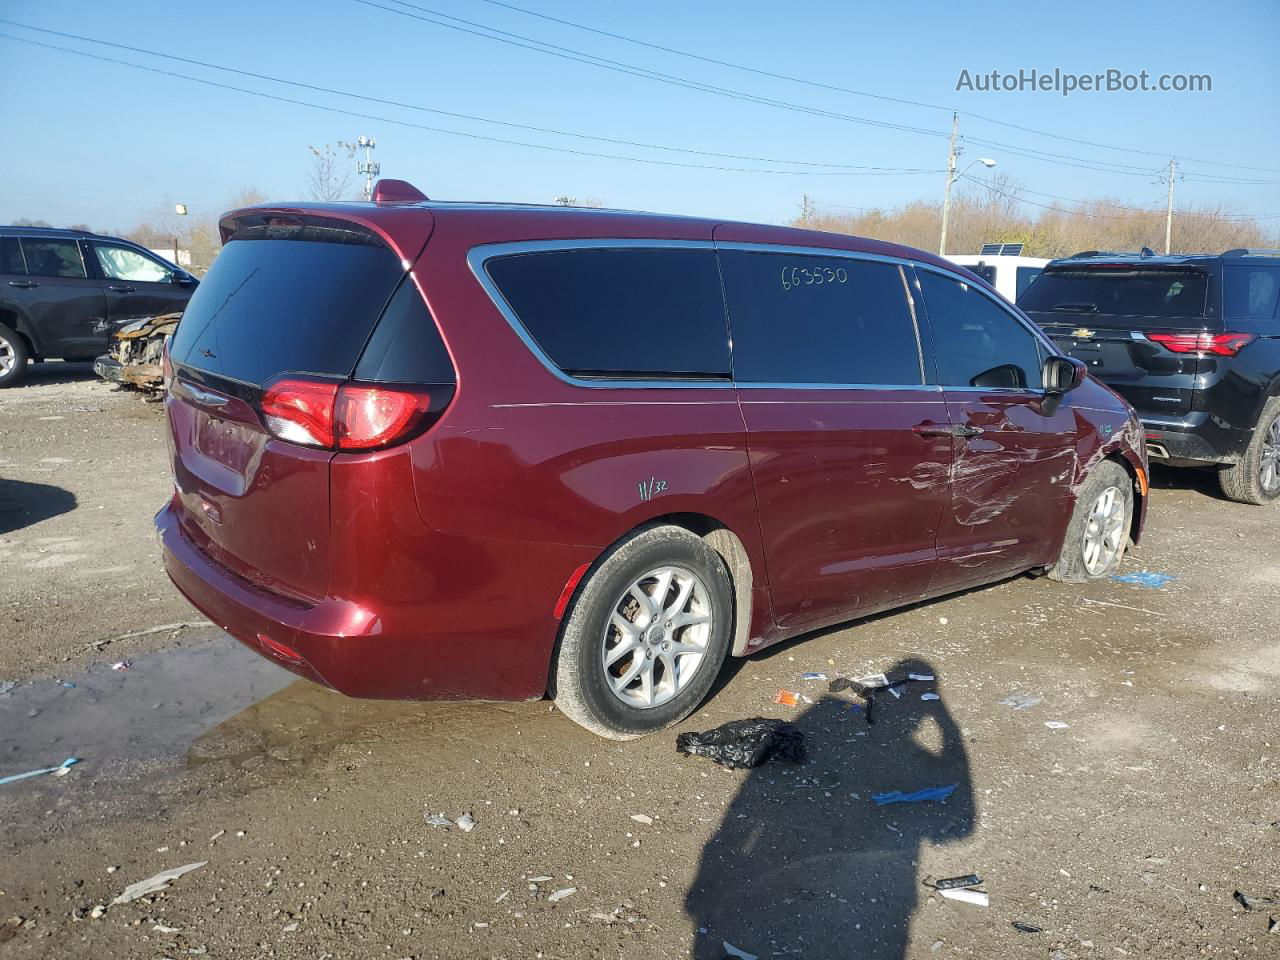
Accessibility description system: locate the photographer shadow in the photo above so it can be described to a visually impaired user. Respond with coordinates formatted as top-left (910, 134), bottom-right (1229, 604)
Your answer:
top-left (686, 657), bottom-right (974, 959)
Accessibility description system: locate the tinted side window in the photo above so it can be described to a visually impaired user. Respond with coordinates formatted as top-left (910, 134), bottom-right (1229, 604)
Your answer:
top-left (354, 277), bottom-right (455, 384)
top-left (484, 248), bottom-right (730, 377)
top-left (21, 239), bottom-right (87, 278)
top-left (1015, 266), bottom-right (1042, 301)
top-left (920, 270), bottom-right (1044, 389)
top-left (719, 251), bottom-right (922, 385)
top-left (1224, 265), bottom-right (1280, 320)
top-left (0, 237), bottom-right (25, 275)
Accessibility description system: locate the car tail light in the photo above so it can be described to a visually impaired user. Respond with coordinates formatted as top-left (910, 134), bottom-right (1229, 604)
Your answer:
top-left (161, 338), bottom-right (173, 391)
top-left (259, 378), bottom-right (448, 451)
top-left (1147, 332), bottom-right (1256, 356)
top-left (260, 378), bottom-right (339, 448)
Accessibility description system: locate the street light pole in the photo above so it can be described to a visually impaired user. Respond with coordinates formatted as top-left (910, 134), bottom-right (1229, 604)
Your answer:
top-left (939, 113), bottom-right (959, 256)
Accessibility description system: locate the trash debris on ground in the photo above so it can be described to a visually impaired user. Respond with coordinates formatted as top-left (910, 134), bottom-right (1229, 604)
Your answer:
top-left (1000, 693), bottom-right (1042, 710)
top-left (529, 875), bottom-right (553, 882)
top-left (773, 689), bottom-right (800, 707)
top-left (1044, 721), bottom-right (1070, 730)
top-left (675, 718), bottom-right (806, 770)
top-left (89, 620), bottom-right (213, 651)
top-left (931, 874), bottom-right (982, 890)
top-left (547, 887), bottom-right (576, 903)
top-left (1268, 917), bottom-right (1279, 935)
top-left (800, 672), bottom-right (827, 681)
top-left (58, 681), bottom-right (76, 689)
top-left (152, 924), bottom-right (181, 934)
top-left (0, 757), bottom-right (79, 786)
top-left (921, 692), bottom-right (940, 701)
top-left (1112, 571), bottom-right (1174, 589)
top-left (424, 812), bottom-right (476, 831)
top-left (722, 941), bottom-right (759, 960)
top-left (629, 814), bottom-right (654, 825)
top-left (829, 671), bottom-right (936, 724)
top-left (1234, 891), bottom-right (1279, 910)
top-left (110, 661), bottom-right (131, 671)
top-left (938, 887), bottom-right (989, 907)
top-left (873, 784), bottom-right (958, 806)
top-left (0, 680), bottom-right (16, 696)
top-left (494, 889), bottom-right (510, 904)
top-left (111, 862), bottom-right (206, 905)
top-left (1012, 921), bottom-right (1043, 933)
top-left (455, 813), bottom-right (477, 832)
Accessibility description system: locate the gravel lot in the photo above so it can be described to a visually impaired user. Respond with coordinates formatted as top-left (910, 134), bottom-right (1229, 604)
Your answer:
top-left (1, 365), bottom-right (1278, 959)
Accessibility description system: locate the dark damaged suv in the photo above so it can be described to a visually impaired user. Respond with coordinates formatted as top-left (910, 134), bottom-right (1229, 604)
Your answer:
top-left (1021, 250), bottom-right (1280, 504)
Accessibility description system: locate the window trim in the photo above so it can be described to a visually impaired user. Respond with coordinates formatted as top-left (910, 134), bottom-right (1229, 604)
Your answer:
top-left (469, 238), bottom-right (958, 392)
top-left (911, 260), bottom-right (1062, 395)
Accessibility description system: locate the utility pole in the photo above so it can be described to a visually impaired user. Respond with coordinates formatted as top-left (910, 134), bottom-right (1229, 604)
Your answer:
top-left (939, 112), bottom-right (959, 256)
top-left (1163, 157), bottom-right (1178, 254)
top-left (357, 136), bottom-right (380, 201)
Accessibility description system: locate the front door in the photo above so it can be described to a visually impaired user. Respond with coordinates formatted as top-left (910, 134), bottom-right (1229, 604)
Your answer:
top-left (89, 240), bottom-right (191, 323)
top-left (914, 267), bottom-right (1078, 590)
top-left (717, 244), bottom-right (951, 630)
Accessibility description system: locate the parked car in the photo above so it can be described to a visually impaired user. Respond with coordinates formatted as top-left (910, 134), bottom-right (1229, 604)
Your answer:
top-left (946, 247), bottom-right (1048, 303)
top-left (1021, 249), bottom-right (1280, 504)
top-left (94, 313), bottom-right (181, 393)
top-left (0, 226), bottom-right (197, 387)
top-left (157, 185), bottom-right (1148, 739)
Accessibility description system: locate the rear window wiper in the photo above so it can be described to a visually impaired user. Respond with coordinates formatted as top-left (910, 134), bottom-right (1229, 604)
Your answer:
top-left (1051, 302), bottom-right (1099, 313)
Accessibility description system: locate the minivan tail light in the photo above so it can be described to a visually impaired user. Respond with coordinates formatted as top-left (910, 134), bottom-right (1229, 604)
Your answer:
top-left (259, 378), bottom-right (450, 451)
top-left (260, 379), bottom-right (339, 448)
top-left (334, 384), bottom-right (437, 450)
top-left (161, 337), bottom-right (174, 391)
top-left (1147, 332), bottom-right (1256, 356)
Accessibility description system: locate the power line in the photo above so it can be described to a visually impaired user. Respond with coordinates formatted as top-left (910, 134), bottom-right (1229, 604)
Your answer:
top-left (362, 0), bottom-right (1279, 182)
top-left (472, 0), bottom-right (1280, 176)
top-left (960, 174), bottom-right (1280, 220)
top-left (0, 19), bottom-right (940, 176)
top-left (352, 0), bottom-right (1192, 180)
top-left (0, 31), bottom-right (942, 178)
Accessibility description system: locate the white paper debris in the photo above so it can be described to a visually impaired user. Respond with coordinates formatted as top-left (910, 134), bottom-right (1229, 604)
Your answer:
top-left (909, 673), bottom-right (935, 681)
top-left (111, 861), bottom-right (207, 905)
top-left (629, 814), bottom-right (654, 825)
top-left (1044, 721), bottom-right (1070, 730)
top-left (455, 813), bottom-right (477, 832)
top-left (723, 941), bottom-right (759, 960)
top-left (547, 887), bottom-right (577, 903)
top-left (921, 693), bottom-right (940, 701)
top-left (939, 887), bottom-right (989, 907)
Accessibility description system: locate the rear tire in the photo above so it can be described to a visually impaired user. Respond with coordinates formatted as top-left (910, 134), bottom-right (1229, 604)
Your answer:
top-left (1217, 398), bottom-right (1280, 505)
top-left (0, 325), bottom-right (29, 388)
top-left (550, 524), bottom-right (733, 740)
top-left (1048, 460), bottom-right (1133, 584)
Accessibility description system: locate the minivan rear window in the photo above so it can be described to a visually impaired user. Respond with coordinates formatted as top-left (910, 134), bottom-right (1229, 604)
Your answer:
top-left (169, 224), bottom-right (406, 386)
top-left (1019, 267), bottom-right (1208, 319)
top-left (484, 247), bottom-right (730, 378)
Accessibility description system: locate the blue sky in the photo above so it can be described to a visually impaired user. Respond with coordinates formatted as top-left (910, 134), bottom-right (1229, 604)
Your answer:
top-left (2, 0), bottom-right (1278, 232)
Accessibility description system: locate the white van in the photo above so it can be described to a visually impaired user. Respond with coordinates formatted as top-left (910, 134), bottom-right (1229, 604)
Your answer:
top-left (946, 244), bottom-right (1048, 304)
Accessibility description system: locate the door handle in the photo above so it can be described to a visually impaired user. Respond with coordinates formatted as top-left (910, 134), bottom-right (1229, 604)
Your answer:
top-left (108, 284), bottom-right (136, 293)
top-left (7, 279), bottom-right (38, 289)
top-left (913, 423), bottom-right (985, 438)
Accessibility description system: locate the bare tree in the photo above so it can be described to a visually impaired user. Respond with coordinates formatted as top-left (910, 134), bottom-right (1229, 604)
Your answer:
top-left (553, 196), bottom-right (605, 208)
top-left (12, 217), bottom-right (52, 228)
top-left (306, 142), bottom-right (357, 201)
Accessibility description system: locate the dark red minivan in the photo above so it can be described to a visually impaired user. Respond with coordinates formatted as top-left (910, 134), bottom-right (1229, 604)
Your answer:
top-left (158, 183), bottom-right (1148, 739)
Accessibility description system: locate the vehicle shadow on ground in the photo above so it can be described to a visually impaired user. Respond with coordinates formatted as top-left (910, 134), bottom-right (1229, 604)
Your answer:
top-left (14, 361), bottom-right (97, 387)
top-left (0, 476), bottom-right (77, 534)
top-left (686, 657), bottom-right (974, 960)
top-left (1148, 462), bottom-right (1233, 502)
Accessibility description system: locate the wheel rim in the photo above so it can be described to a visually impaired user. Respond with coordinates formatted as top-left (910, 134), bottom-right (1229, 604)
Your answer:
top-left (0, 335), bottom-right (14, 376)
top-left (1260, 416), bottom-right (1280, 494)
top-left (601, 566), bottom-right (712, 709)
top-left (1081, 485), bottom-right (1126, 576)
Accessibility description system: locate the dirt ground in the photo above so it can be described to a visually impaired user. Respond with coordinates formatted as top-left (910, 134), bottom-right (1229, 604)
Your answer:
top-left (1, 364), bottom-right (1278, 960)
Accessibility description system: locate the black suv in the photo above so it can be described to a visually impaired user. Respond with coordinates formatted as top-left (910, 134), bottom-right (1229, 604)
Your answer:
top-left (0, 226), bottom-right (198, 387)
top-left (1020, 249), bottom-right (1280, 504)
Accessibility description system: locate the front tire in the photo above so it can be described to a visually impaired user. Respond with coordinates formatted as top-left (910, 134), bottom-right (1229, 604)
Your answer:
top-left (1048, 460), bottom-right (1134, 583)
top-left (0, 325), bottom-right (29, 388)
top-left (550, 524), bottom-right (733, 740)
top-left (1218, 398), bottom-right (1280, 505)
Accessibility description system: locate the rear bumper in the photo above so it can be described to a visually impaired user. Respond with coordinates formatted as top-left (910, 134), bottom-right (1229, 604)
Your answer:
top-left (1141, 415), bottom-right (1251, 465)
top-left (157, 499), bottom-right (583, 701)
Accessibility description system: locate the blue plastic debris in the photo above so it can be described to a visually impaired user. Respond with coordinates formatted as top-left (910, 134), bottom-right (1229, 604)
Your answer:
top-left (0, 757), bottom-right (80, 786)
top-left (872, 784), bottom-right (958, 805)
top-left (800, 672), bottom-right (827, 681)
top-left (1112, 572), bottom-right (1174, 589)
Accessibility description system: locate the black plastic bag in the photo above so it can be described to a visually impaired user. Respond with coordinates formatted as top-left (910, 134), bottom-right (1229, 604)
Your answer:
top-left (675, 717), bottom-right (806, 770)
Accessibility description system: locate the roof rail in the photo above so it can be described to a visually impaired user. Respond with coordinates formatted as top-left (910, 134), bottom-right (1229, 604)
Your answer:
top-left (1223, 248), bottom-right (1280, 258)
top-left (1066, 250), bottom-right (1128, 259)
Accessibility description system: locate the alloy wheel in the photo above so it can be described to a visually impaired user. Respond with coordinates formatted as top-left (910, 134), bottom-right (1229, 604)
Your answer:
top-left (1260, 417), bottom-right (1280, 494)
top-left (0, 335), bottom-right (14, 377)
top-left (601, 566), bottom-right (712, 709)
top-left (1081, 485), bottom-right (1126, 576)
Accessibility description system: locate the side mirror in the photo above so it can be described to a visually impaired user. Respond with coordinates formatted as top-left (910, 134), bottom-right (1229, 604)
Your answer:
top-left (1043, 355), bottom-right (1087, 394)
top-left (170, 270), bottom-right (195, 285)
